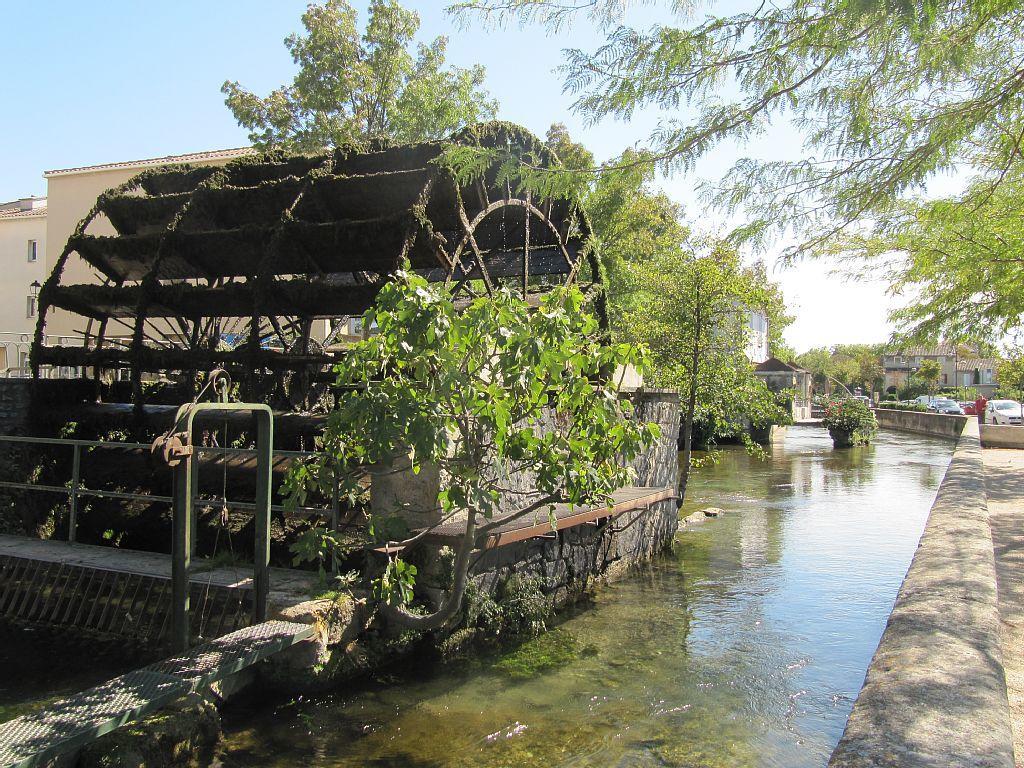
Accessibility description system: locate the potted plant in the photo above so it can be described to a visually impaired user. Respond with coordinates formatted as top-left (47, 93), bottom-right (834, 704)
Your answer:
top-left (822, 397), bottom-right (877, 447)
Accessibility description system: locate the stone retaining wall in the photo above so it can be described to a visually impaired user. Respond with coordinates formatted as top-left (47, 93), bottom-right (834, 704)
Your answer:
top-left (874, 407), bottom-right (968, 438)
top-left (829, 418), bottom-right (1015, 768)
top-left (981, 424), bottom-right (1024, 449)
top-left (468, 389), bottom-right (681, 604)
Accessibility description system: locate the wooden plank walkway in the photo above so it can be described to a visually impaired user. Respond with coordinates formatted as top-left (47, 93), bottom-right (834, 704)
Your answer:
top-left (426, 486), bottom-right (675, 549)
top-left (0, 620), bottom-right (316, 768)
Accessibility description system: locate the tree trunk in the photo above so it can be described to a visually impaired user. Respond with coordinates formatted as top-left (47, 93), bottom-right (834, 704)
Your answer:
top-left (379, 510), bottom-right (477, 632)
top-left (678, 368), bottom-right (698, 502)
top-left (678, 305), bottom-right (702, 503)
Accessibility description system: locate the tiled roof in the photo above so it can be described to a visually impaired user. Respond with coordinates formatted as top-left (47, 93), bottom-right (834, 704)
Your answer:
top-left (0, 206), bottom-right (46, 220)
top-left (886, 344), bottom-right (959, 357)
top-left (957, 358), bottom-right (999, 371)
top-left (755, 356), bottom-right (809, 373)
top-left (44, 148), bottom-right (254, 177)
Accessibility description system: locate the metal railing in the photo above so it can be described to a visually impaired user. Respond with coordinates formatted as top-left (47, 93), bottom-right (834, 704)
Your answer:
top-left (0, 434), bottom-right (340, 545)
top-left (0, 332), bottom-right (132, 380)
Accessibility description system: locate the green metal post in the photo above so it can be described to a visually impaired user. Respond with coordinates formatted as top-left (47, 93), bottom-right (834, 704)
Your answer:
top-left (189, 461), bottom-right (199, 557)
top-left (171, 453), bottom-right (193, 653)
top-left (164, 387), bottom-right (274, 648)
top-left (253, 410), bottom-right (272, 623)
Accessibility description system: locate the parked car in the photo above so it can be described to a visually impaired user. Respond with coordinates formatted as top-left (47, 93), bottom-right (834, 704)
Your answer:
top-left (915, 395), bottom-right (937, 409)
top-left (931, 398), bottom-right (964, 415)
top-left (959, 401), bottom-right (978, 415)
top-left (986, 399), bottom-right (1023, 425)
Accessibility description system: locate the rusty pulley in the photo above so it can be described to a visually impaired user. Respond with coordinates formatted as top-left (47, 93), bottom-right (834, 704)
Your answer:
top-left (151, 431), bottom-right (193, 468)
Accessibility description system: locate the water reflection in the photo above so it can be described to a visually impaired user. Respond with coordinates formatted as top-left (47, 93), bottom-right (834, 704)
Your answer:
top-left (217, 426), bottom-right (953, 768)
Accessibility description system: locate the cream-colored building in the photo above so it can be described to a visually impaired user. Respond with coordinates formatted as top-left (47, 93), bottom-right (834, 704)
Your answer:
top-left (0, 197), bottom-right (48, 373)
top-left (882, 344), bottom-right (998, 396)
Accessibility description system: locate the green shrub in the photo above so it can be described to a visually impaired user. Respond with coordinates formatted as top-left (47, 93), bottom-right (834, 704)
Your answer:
top-left (880, 401), bottom-right (928, 412)
top-left (822, 397), bottom-right (878, 446)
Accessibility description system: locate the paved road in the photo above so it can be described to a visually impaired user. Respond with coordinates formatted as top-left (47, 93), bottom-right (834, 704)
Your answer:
top-left (985, 448), bottom-right (1024, 766)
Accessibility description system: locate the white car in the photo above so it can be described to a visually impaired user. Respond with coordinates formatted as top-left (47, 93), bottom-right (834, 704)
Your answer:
top-left (986, 399), bottom-right (1023, 425)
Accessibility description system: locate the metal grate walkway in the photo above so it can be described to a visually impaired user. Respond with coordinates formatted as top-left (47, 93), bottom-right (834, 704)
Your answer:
top-left (0, 620), bottom-right (316, 768)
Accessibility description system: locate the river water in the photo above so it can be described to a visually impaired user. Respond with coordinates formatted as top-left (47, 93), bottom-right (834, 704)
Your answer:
top-left (214, 426), bottom-right (953, 768)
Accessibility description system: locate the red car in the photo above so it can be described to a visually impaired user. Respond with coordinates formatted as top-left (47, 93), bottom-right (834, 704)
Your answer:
top-left (960, 401), bottom-right (978, 415)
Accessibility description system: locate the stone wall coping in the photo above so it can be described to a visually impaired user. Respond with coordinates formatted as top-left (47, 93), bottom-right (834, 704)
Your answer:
top-left (874, 407), bottom-right (968, 439)
top-left (829, 418), bottom-right (1015, 767)
top-left (980, 424), bottom-right (1024, 450)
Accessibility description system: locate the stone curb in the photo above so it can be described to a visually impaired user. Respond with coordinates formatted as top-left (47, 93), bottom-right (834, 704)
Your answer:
top-left (829, 419), bottom-right (1015, 768)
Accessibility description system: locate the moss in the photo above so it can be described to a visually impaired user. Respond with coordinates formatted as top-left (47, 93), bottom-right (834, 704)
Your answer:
top-left (493, 629), bottom-right (597, 681)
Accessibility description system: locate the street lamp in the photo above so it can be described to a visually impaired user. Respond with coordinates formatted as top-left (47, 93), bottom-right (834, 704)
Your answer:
top-left (29, 280), bottom-right (41, 297)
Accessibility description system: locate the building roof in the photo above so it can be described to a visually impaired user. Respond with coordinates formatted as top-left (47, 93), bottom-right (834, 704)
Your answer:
top-left (0, 197), bottom-right (47, 220)
top-left (957, 358), bottom-right (999, 371)
top-left (0, 206), bottom-right (46, 221)
top-left (885, 344), bottom-right (959, 357)
top-left (755, 357), bottom-right (809, 373)
top-left (44, 148), bottom-right (254, 178)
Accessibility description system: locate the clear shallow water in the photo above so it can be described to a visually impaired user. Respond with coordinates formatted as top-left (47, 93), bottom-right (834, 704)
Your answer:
top-left (216, 426), bottom-right (953, 768)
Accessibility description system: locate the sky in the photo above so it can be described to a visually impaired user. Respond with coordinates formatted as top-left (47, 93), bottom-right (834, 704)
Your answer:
top-left (0, 0), bottom-right (907, 353)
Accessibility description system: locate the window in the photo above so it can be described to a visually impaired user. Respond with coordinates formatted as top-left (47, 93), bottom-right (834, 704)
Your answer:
top-left (26, 296), bottom-right (36, 318)
top-left (26, 240), bottom-right (37, 262)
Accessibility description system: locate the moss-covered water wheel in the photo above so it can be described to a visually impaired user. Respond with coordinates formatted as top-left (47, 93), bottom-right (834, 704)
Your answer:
top-left (32, 122), bottom-right (603, 414)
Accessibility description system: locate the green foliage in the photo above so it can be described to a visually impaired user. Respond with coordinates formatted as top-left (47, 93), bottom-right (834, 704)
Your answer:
top-left (916, 359), bottom-right (942, 391)
top-left (537, 125), bottom-right (790, 480)
top-left (796, 344), bottom-right (884, 394)
top-left (375, 558), bottom-right (418, 606)
top-left (881, 401), bottom-right (928, 412)
top-left (454, 1), bottom-right (1024, 259)
top-left (897, 376), bottom-right (931, 401)
top-left (290, 524), bottom-right (368, 580)
top-left (610, 237), bottom-right (788, 489)
top-left (998, 354), bottom-right (1024, 399)
top-left (223, 0), bottom-right (498, 150)
top-left (836, 172), bottom-right (1024, 344)
top-left (454, 1), bottom-right (1024, 344)
top-left (455, 575), bottom-right (552, 646)
top-left (822, 397), bottom-right (878, 446)
top-left (285, 267), bottom-right (655, 621)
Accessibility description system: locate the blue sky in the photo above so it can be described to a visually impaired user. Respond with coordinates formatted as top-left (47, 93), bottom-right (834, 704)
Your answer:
top-left (0, 1), bottom-right (902, 352)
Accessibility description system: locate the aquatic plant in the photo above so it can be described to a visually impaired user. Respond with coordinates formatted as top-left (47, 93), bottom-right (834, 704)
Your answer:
top-left (493, 629), bottom-right (596, 681)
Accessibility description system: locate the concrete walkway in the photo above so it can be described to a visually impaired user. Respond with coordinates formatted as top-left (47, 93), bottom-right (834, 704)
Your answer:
top-left (985, 448), bottom-right (1024, 766)
top-left (0, 535), bottom-right (317, 609)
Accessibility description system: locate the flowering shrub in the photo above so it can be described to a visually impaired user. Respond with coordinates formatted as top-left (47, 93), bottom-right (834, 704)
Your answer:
top-left (822, 397), bottom-right (877, 446)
